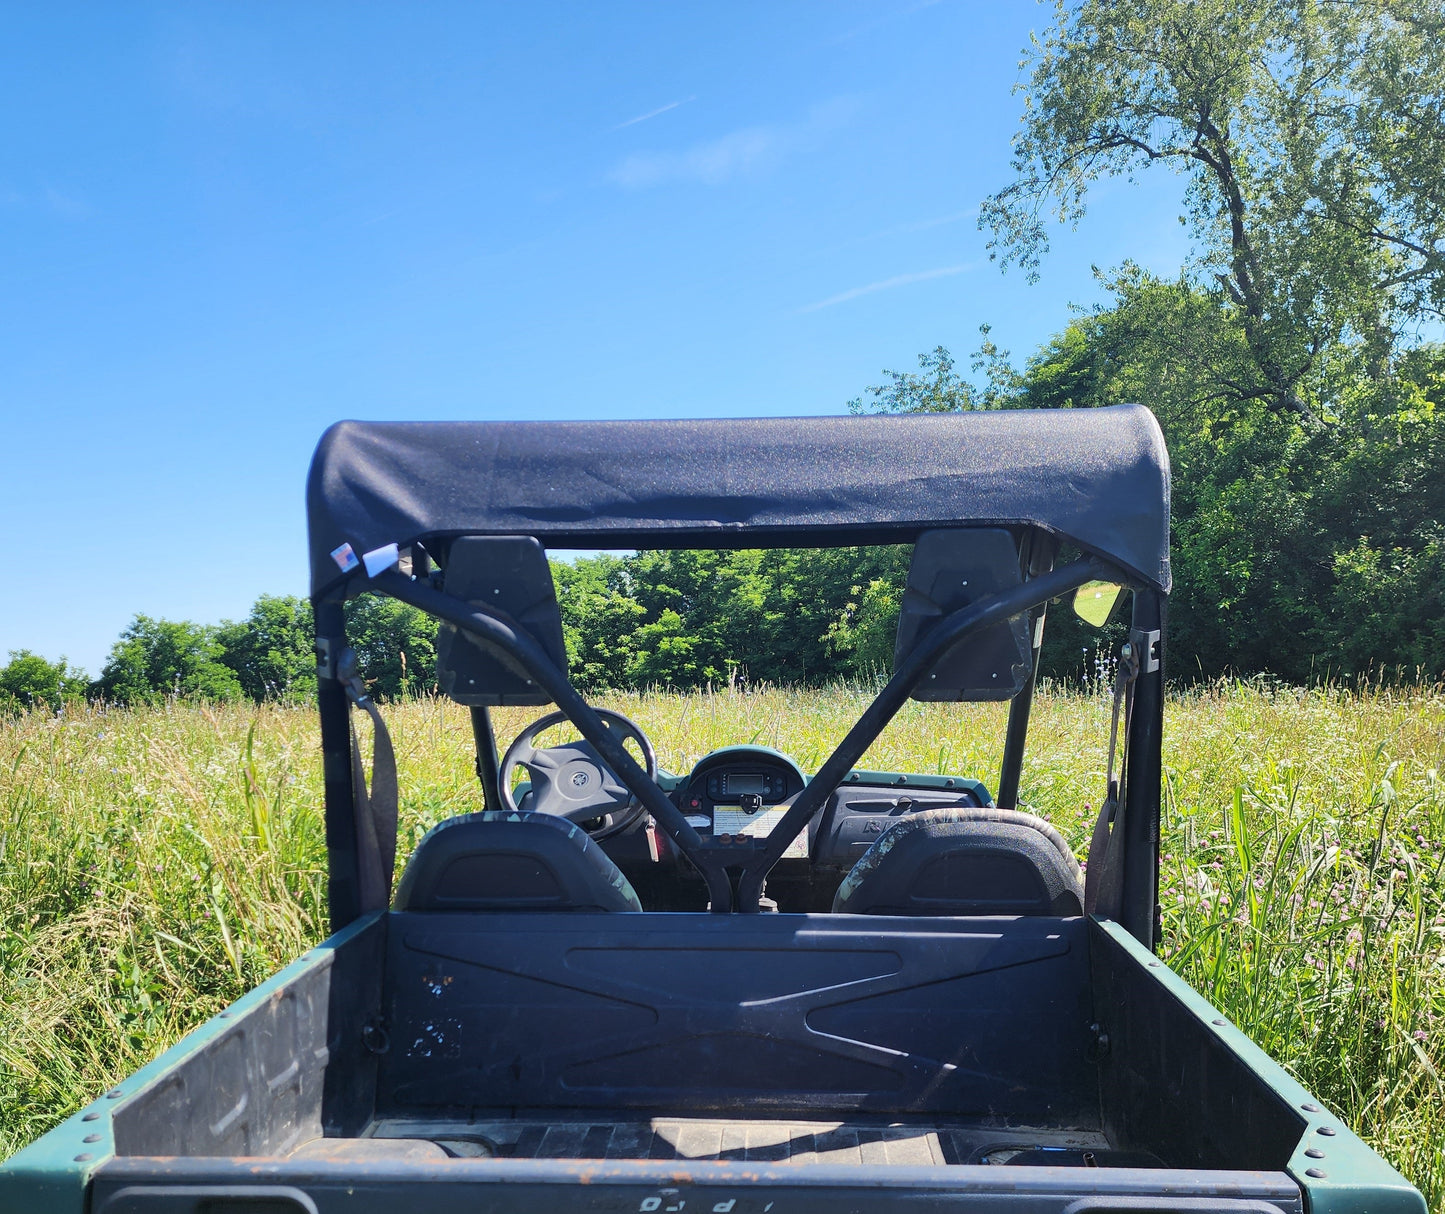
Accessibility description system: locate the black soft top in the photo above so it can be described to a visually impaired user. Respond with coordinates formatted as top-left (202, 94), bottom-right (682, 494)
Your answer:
top-left (306, 405), bottom-right (1171, 597)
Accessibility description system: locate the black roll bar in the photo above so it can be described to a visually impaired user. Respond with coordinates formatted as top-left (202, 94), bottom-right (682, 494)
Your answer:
top-left (369, 555), bottom-right (1112, 914)
top-left (1121, 588), bottom-right (1165, 947)
top-left (315, 597), bottom-right (361, 929)
top-left (469, 706), bottom-right (503, 810)
top-left (731, 556), bottom-right (1106, 911)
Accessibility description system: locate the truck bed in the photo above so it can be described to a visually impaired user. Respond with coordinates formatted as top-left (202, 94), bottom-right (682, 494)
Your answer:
top-left (1, 911), bottom-right (1423, 1214)
top-left (307, 1113), bottom-right (1118, 1165)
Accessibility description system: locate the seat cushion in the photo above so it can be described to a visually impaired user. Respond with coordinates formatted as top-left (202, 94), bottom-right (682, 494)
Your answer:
top-left (832, 807), bottom-right (1083, 916)
top-left (394, 811), bottom-right (642, 912)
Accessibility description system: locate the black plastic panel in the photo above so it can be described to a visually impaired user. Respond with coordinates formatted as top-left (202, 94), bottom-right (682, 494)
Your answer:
top-left (434, 536), bottom-right (567, 706)
top-left (1089, 920), bottom-right (1304, 1169)
top-left (110, 917), bottom-right (386, 1157)
top-left (376, 912), bottom-right (1097, 1124)
top-left (895, 529), bottom-right (1033, 701)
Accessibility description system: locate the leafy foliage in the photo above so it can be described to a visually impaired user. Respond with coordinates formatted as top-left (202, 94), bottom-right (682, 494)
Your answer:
top-left (94, 617), bottom-right (243, 706)
top-left (847, 333), bottom-right (1021, 414)
top-left (216, 595), bottom-right (316, 703)
top-left (0, 652), bottom-right (88, 715)
top-left (556, 547), bottom-right (910, 690)
top-left (981, 0), bottom-right (1445, 425)
top-left (341, 595), bottom-right (437, 700)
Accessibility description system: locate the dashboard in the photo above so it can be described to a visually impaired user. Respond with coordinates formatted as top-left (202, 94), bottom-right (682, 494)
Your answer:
top-left (676, 748), bottom-right (810, 859)
top-left (602, 745), bottom-right (991, 911)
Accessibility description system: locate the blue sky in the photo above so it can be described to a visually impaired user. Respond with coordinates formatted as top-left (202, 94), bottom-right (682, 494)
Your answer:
top-left (1, 2), bottom-right (1193, 676)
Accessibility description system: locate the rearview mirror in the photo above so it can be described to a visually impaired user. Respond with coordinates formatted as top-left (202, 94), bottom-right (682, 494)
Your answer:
top-left (1073, 581), bottom-right (1125, 628)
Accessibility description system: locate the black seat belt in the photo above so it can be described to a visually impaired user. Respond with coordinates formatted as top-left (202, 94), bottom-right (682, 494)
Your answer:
top-left (338, 648), bottom-right (398, 913)
top-left (1084, 640), bottom-right (1141, 919)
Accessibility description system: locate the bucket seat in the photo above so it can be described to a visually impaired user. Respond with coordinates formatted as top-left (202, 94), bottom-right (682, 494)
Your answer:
top-left (832, 807), bottom-right (1083, 917)
top-left (394, 811), bottom-right (642, 912)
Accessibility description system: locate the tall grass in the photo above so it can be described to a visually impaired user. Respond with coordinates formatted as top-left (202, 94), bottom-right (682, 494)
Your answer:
top-left (0, 685), bottom-right (1441, 1203)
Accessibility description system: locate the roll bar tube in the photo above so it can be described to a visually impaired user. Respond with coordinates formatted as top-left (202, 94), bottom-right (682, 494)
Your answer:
top-left (365, 555), bottom-right (1115, 914)
top-left (315, 597), bottom-right (362, 929)
top-left (1121, 587), bottom-right (1165, 947)
top-left (732, 556), bottom-right (1108, 911)
top-left (370, 570), bottom-right (735, 910)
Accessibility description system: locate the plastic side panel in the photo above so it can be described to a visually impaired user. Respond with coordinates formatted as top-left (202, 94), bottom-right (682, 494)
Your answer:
top-left (111, 912), bottom-right (386, 1156)
top-left (1090, 919), bottom-right (1425, 1214)
top-left (90, 1157), bottom-right (1304, 1214)
top-left (377, 912), bottom-right (1096, 1123)
top-left (0, 914), bottom-right (384, 1214)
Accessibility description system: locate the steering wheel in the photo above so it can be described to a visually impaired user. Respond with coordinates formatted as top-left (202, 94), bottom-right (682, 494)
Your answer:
top-left (497, 709), bottom-right (658, 840)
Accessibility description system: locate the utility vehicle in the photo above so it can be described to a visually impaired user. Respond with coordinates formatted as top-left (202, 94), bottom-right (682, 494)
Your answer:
top-left (0, 408), bottom-right (1424, 1214)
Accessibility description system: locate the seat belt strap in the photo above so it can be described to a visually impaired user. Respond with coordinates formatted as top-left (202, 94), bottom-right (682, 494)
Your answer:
top-left (1084, 642), bottom-right (1141, 918)
top-left (339, 649), bottom-right (399, 912)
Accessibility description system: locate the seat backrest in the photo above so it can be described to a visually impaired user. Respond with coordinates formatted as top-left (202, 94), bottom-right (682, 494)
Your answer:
top-left (832, 807), bottom-right (1083, 916)
top-left (394, 811), bottom-right (642, 912)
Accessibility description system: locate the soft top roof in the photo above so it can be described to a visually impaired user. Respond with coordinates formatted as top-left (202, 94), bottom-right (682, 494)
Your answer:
top-left (306, 405), bottom-right (1171, 597)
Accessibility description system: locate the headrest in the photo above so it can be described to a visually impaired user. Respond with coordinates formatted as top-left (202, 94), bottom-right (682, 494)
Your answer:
top-left (394, 811), bottom-right (642, 912)
top-left (833, 807), bottom-right (1083, 916)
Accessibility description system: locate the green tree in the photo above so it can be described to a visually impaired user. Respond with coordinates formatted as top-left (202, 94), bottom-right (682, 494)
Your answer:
top-left (553, 548), bottom-right (912, 691)
top-left (552, 555), bottom-right (646, 690)
top-left (1030, 278), bottom-right (1445, 681)
top-left (848, 333), bottom-right (1022, 414)
top-left (344, 596), bottom-right (437, 700)
top-left (217, 595), bottom-right (316, 702)
top-left (848, 280), bottom-right (1445, 683)
top-left (0, 650), bottom-right (87, 714)
top-left (95, 617), bottom-right (243, 705)
top-left (847, 346), bottom-right (981, 414)
top-left (824, 579), bottom-right (903, 679)
top-left (982, 0), bottom-right (1445, 424)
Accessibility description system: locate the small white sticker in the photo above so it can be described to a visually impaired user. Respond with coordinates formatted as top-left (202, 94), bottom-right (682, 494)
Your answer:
top-left (362, 543), bottom-right (400, 578)
top-left (330, 543), bottom-right (360, 573)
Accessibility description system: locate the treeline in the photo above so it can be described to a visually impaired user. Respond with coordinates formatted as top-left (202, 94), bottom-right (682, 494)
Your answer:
top-left (7, 307), bottom-right (1443, 712)
top-left (0, 550), bottom-right (902, 711)
top-left (0, 596), bottom-right (441, 713)
top-left (6, 303), bottom-right (1442, 713)
top-left (0, 552), bottom-right (926, 711)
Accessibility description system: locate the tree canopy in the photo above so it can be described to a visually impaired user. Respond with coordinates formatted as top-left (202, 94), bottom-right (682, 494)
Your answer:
top-left (95, 616), bottom-right (244, 706)
top-left (982, 0), bottom-right (1445, 424)
top-left (0, 651), bottom-right (87, 714)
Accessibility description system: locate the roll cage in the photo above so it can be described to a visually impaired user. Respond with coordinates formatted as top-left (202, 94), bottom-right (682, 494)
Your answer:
top-left (307, 407), bottom-right (1170, 939)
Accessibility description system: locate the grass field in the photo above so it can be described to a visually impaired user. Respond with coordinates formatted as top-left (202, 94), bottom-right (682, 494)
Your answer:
top-left (1, 684), bottom-right (1442, 1203)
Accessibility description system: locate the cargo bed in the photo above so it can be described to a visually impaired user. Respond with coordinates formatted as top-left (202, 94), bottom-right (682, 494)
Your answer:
top-left (3, 910), bottom-right (1420, 1214)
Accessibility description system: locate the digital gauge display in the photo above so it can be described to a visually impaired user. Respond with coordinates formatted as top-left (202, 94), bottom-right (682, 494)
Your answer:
top-left (726, 772), bottom-right (766, 796)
